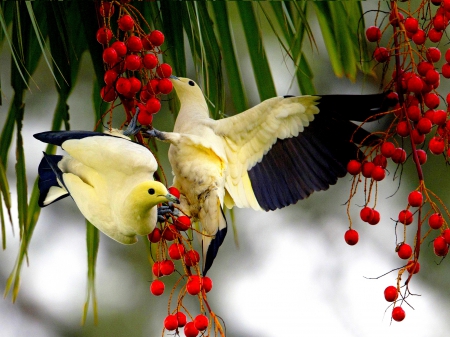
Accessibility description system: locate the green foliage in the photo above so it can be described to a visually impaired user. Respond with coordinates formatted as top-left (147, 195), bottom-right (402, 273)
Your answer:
top-left (0, 1), bottom-right (371, 321)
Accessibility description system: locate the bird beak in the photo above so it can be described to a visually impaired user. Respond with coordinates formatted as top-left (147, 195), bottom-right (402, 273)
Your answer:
top-left (169, 74), bottom-right (179, 80)
top-left (166, 193), bottom-right (180, 204)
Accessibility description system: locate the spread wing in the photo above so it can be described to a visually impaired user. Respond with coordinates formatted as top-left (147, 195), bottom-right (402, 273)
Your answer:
top-left (210, 96), bottom-right (320, 210)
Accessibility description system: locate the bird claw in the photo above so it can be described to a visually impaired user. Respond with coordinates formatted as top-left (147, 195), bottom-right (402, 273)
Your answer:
top-left (157, 203), bottom-right (179, 222)
top-left (123, 107), bottom-right (142, 136)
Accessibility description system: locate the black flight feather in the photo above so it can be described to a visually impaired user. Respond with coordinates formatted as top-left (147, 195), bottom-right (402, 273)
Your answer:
top-left (38, 153), bottom-right (69, 207)
top-left (248, 92), bottom-right (394, 211)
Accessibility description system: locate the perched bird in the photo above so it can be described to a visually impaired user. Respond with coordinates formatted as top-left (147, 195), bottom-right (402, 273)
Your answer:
top-left (34, 129), bottom-right (179, 244)
top-left (147, 77), bottom-right (394, 274)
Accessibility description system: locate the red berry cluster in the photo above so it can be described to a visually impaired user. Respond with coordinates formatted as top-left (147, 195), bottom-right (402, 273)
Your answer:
top-left (147, 186), bottom-right (224, 336)
top-left (96, 1), bottom-right (173, 126)
top-left (345, 0), bottom-right (450, 323)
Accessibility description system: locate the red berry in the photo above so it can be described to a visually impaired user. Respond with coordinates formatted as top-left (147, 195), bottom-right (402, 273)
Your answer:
top-left (404, 17), bottom-right (419, 33)
top-left (397, 243), bottom-right (413, 259)
top-left (392, 148), bottom-right (407, 164)
top-left (118, 14), bottom-right (134, 31)
top-left (389, 10), bottom-right (404, 27)
top-left (146, 97), bottom-right (162, 114)
top-left (152, 261), bottom-right (163, 277)
top-left (384, 286), bottom-right (398, 302)
top-left (184, 250), bottom-right (200, 267)
top-left (416, 117), bottom-right (432, 134)
top-left (373, 47), bottom-right (390, 63)
top-left (162, 224), bottom-right (178, 241)
top-left (434, 236), bottom-right (448, 256)
top-left (128, 77), bottom-right (142, 93)
top-left (202, 276), bottom-right (213, 293)
top-left (396, 120), bottom-right (410, 137)
top-left (126, 37), bottom-right (142, 54)
top-left (428, 28), bottom-right (443, 42)
top-left (111, 41), bottom-right (127, 58)
top-left (433, 14), bottom-right (448, 31)
top-left (398, 210), bottom-right (413, 225)
top-left (143, 53), bottom-right (158, 69)
top-left (140, 90), bottom-right (152, 103)
top-left (426, 47), bottom-right (441, 63)
top-left (392, 307), bottom-right (405, 322)
top-left (410, 129), bottom-right (425, 145)
top-left (99, 2), bottom-right (115, 17)
top-left (412, 29), bottom-right (426, 45)
top-left (174, 215), bottom-right (191, 231)
top-left (137, 109), bottom-right (153, 126)
top-left (347, 160), bottom-right (361, 175)
top-left (115, 77), bottom-right (131, 95)
top-left (429, 213), bottom-right (444, 230)
top-left (184, 322), bottom-right (199, 337)
top-left (102, 47), bottom-right (118, 65)
top-left (381, 142), bottom-right (395, 158)
top-left (100, 85), bottom-right (117, 102)
top-left (157, 63), bottom-right (173, 78)
top-left (368, 209), bottom-right (381, 225)
top-left (147, 79), bottom-right (160, 95)
top-left (406, 105), bottom-right (421, 121)
top-left (365, 26), bottom-right (381, 42)
top-left (158, 78), bottom-right (173, 94)
top-left (415, 149), bottom-right (427, 165)
top-left (361, 161), bottom-right (375, 178)
top-left (424, 93), bottom-right (440, 109)
top-left (429, 136), bottom-right (445, 155)
top-left (407, 75), bottom-right (423, 94)
top-left (168, 186), bottom-right (180, 199)
top-left (168, 243), bottom-right (185, 260)
top-left (186, 275), bottom-right (202, 295)
top-left (360, 207), bottom-right (374, 222)
top-left (408, 191), bottom-right (423, 207)
top-left (150, 30), bottom-right (165, 46)
top-left (147, 227), bottom-right (161, 243)
top-left (443, 229), bottom-right (450, 244)
top-left (371, 166), bottom-right (386, 181)
top-left (96, 27), bottom-right (113, 45)
top-left (406, 261), bottom-right (420, 274)
top-left (417, 61), bottom-right (434, 76)
top-left (176, 312), bottom-right (187, 327)
top-left (164, 314), bottom-right (178, 331)
top-left (160, 259), bottom-right (175, 276)
top-left (425, 69), bottom-right (440, 85)
top-left (150, 279), bottom-right (165, 296)
top-left (442, 64), bottom-right (450, 78)
top-left (433, 110), bottom-right (447, 125)
top-left (125, 54), bottom-right (141, 71)
top-left (373, 154), bottom-right (387, 168)
top-left (104, 70), bottom-right (118, 86)
top-left (194, 315), bottom-right (209, 331)
top-left (344, 229), bottom-right (359, 245)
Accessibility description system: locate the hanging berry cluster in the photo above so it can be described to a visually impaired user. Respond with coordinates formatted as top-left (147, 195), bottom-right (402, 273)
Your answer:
top-left (95, 2), bottom-right (223, 335)
top-left (147, 186), bottom-right (225, 337)
top-left (345, 0), bottom-right (450, 324)
top-left (96, 0), bottom-right (173, 127)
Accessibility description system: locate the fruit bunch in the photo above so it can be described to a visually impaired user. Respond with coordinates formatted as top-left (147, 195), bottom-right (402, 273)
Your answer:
top-left (345, 0), bottom-right (450, 323)
top-left (95, 0), bottom-right (173, 127)
top-left (148, 186), bottom-right (224, 337)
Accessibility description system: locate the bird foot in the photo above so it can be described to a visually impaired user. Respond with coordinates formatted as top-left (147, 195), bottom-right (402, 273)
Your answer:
top-left (123, 108), bottom-right (142, 136)
top-left (145, 128), bottom-right (166, 140)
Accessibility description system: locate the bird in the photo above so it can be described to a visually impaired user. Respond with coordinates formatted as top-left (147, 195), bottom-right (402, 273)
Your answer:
top-left (146, 76), bottom-right (395, 274)
top-left (34, 128), bottom-right (179, 244)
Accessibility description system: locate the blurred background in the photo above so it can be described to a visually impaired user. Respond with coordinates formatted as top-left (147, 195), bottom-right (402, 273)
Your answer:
top-left (2, 2), bottom-right (450, 337)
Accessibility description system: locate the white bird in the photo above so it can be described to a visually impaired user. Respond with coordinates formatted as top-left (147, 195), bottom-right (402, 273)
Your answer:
top-left (34, 129), bottom-right (179, 244)
top-left (147, 77), bottom-right (394, 274)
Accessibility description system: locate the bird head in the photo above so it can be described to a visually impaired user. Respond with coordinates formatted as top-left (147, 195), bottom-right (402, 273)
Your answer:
top-left (129, 181), bottom-right (180, 210)
top-left (169, 76), bottom-right (207, 109)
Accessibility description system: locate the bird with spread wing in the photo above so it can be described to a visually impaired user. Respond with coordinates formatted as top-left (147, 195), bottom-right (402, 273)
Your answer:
top-left (34, 129), bottom-right (179, 244)
top-left (147, 76), bottom-right (394, 275)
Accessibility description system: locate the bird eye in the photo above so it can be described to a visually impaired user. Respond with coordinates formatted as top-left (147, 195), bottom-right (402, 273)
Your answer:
top-left (188, 80), bottom-right (195, 86)
top-left (148, 188), bottom-right (155, 195)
